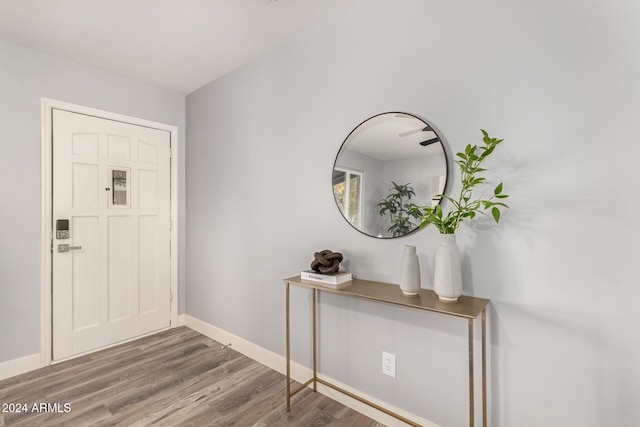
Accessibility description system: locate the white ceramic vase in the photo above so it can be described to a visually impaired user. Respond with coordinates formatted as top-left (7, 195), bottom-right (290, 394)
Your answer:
top-left (433, 233), bottom-right (462, 302)
top-left (399, 245), bottom-right (421, 295)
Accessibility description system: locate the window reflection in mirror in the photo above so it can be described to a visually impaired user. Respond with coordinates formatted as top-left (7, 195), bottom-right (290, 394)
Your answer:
top-left (332, 168), bottom-right (362, 229)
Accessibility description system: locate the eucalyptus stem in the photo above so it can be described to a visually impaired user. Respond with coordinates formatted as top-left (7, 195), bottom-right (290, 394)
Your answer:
top-left (419, 130), bottom-right (509, 234)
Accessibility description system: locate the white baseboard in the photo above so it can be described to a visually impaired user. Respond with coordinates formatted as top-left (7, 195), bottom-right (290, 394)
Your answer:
top-left (183, 315), bottom-right (436, 427)
top-left (0, 353), bottom-right (41, 381)
top-left (184, 315), bottom-right (287, 376)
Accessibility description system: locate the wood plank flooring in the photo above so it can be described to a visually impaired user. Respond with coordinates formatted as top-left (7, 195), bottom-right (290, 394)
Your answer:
top-left (0, 327), bottom-right (385, 427)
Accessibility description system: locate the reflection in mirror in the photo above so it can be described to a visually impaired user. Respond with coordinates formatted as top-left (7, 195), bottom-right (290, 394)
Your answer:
top-left (332, 168), bottom-right (362, 229)
top-left (332, 112), bottom-right (448, 238)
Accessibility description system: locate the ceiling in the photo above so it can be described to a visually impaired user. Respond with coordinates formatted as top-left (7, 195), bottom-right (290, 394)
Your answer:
top-left (345, 113), bottom-right (441, 161)
top-left (0, 0), bottom-right (359, 94)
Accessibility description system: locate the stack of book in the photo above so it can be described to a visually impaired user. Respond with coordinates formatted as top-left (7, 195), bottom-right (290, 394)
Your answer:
top-left (300, 270), bottom-right (353, 289)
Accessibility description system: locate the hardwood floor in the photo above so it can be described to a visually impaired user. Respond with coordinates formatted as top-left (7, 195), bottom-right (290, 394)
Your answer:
top-left (0, 327), bottom-right (384, 427)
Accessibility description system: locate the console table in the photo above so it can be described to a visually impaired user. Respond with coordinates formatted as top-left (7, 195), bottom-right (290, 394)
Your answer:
top-left (284, 275), bottom-right (489, 427)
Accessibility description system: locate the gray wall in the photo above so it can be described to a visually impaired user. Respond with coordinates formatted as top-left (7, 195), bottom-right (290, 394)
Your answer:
top-left (0, 39), bottom-right (186, 362)
top-left (186, 0), bottom-right (640, 426)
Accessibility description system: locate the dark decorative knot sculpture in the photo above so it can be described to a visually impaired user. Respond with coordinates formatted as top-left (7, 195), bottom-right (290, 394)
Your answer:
top-left (310, 250), bottom-right (343, 274)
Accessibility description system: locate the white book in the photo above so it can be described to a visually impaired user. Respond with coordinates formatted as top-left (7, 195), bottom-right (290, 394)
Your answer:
top-left (300, 270), bottom-right (353, 286)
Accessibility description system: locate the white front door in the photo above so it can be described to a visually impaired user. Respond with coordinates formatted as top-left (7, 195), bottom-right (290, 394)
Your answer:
top-left (52, 108), bottom-right (171, 361)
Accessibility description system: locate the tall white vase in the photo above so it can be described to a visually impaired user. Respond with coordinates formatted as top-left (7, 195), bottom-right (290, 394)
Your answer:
top-left (433, 233), bottom-right (462, 302)
top-left (399, 245), bottom-right (421, 295)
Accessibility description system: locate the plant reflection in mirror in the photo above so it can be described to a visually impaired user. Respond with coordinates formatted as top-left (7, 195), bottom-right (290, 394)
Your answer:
top-left (377, 182), bottom-right (424, 237)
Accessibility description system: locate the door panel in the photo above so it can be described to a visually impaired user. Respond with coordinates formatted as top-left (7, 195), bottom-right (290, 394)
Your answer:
top-left (52, 109), bottom-right (171, 361)
top-left (72, 163), bottom-right (99, 208)
top-left (107, 215), bottom-right (131, 321)
top-left (71, 216), bottom-right (99, 330)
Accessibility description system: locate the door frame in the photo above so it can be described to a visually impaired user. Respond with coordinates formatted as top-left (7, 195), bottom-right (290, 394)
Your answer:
top-left (40, 98), bottom-right (179, 365)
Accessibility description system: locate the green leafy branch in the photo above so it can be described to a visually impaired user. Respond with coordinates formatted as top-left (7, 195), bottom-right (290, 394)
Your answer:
top-left (415, 130), bottom-right (509, 234)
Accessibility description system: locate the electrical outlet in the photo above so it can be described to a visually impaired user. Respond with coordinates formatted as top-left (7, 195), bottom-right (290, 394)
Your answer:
top-left (382, 351), bottom-right (396, 378)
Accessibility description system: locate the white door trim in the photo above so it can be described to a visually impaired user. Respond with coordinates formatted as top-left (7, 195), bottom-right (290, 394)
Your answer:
top-left (40, 98), bottom-right (179, 366)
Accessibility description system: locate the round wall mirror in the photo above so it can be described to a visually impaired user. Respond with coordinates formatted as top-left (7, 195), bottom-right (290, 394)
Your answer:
top-left (332, 112), bottom-right (448, 238)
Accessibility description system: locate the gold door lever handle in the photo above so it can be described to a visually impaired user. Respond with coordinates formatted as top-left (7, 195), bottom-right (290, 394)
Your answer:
top-left (58, 244), bottom-right (82, 253)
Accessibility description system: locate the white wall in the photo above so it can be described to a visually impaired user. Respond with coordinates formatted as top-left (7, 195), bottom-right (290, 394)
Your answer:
top-left (0, 39), bottom-right (186, 363)
top-left (186, 0), bottom-right (640, 426)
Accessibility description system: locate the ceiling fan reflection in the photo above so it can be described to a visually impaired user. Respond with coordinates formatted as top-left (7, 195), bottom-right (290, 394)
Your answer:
top-left (399, 125), bottom-right (433, 137)
top-left (419, 137), bottom-right (440, 146)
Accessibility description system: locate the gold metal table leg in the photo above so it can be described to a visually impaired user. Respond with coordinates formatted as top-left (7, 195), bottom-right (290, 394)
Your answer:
top-left (482, 308), bottom-right (487, 427)
top-left (312, 288), bottom-right (317, 392)
top-left (285, 282), bottom-right (291, 412)
top-left (468, 318), bottom-right (475, 427)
